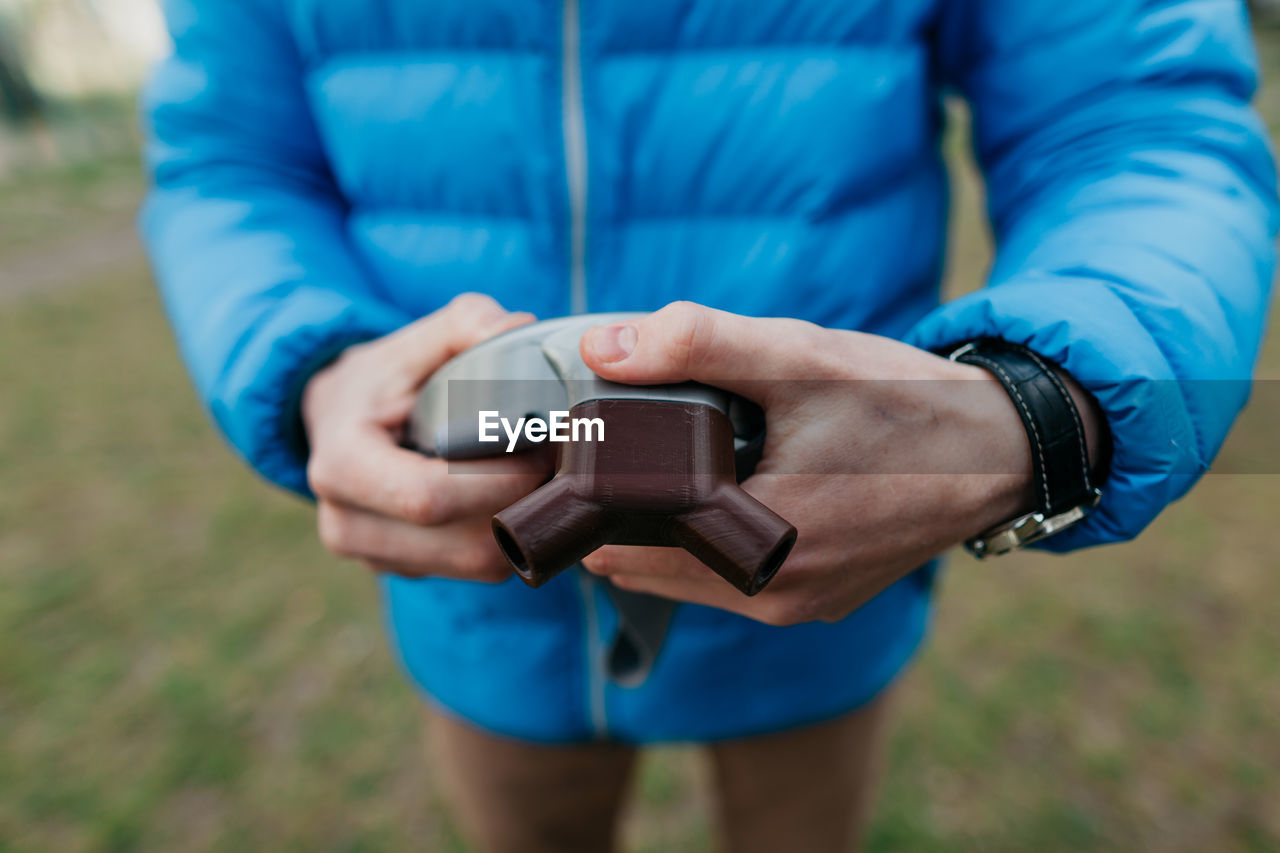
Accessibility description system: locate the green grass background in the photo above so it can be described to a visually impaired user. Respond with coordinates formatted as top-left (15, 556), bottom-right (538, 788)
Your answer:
top-left (3, 31), bottom-right (1280, 853)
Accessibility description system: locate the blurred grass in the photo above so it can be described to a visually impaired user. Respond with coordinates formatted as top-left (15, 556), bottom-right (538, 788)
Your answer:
top-left (2, 32), bottom-right (1280, 853)
top-left (0, 154), bottom-right (139, 259)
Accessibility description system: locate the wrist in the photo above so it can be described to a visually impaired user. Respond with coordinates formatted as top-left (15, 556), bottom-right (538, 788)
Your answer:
top-left (291, 337), bottom-right (375, 464)
top-left (942, 359), bottom-right (1039, 528)
top-left (943, 338), bottom-right (1108, 555)
top-left (300, 363), bottom-right (337, 438)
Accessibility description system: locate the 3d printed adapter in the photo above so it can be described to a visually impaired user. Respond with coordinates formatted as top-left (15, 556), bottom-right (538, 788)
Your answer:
top-left (407, 314), bottom-right (796, 595)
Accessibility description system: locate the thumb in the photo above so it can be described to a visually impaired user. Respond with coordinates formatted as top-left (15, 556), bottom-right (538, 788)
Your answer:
top-left (580, 301), bottom-right (813, 401)
top-left (383, 293), bottom-right (534, 380)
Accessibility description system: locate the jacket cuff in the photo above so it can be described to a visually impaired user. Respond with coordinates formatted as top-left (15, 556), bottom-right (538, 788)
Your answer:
top-left (208, 294), bottom-right (410, 497)
top-left (904, 274), bottom-right (1222, 551)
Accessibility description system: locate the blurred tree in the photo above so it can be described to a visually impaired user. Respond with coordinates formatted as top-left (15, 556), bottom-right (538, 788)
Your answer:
top-left (0, 15), bottom-right (43, 123)
top-left (1251, 0), bottom-right (1280, 27)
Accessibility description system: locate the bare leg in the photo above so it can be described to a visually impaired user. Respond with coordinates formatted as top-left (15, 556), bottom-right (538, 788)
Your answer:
top-left (427, 710), bottom-right (638, 853)
top-left (707, 690), bottom-right (894, 853)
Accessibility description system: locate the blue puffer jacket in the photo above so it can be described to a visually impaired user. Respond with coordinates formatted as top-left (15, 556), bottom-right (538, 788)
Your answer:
top-left (141, 0), bottom-right (1277, 742)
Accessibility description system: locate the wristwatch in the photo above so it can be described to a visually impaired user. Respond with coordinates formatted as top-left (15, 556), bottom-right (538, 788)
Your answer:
top-left (947, 338), bottom-right (1105, 558)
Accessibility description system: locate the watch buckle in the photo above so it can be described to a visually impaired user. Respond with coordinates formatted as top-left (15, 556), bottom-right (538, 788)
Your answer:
top-left (965, 501), bottom-right (1096, 559)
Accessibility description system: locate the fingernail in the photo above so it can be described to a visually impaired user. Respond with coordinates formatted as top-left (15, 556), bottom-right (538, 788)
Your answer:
top-left (587, 324), bottom-right (637, 363)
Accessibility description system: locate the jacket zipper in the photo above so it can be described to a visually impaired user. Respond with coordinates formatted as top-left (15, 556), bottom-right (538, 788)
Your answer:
top-left (561, 0), bottom-right (589, 315)
top-left (562, 0), bottom-right (607, 738)
top-left (576, 573), bottom-right (608, 737)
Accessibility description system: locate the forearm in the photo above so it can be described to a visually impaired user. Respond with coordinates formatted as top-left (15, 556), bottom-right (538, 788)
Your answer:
top-left (141, 0), bottom-right (413, 493)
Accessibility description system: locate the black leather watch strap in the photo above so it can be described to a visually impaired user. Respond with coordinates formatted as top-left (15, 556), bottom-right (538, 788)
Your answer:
top-left (948, 338), bottom-right (1100, 518)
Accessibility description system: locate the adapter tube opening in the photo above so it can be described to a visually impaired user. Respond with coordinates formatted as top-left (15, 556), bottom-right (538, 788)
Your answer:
top-left (492, 476), bottom-right (613, 588)
top-left (673, 484), bottom-right (797, 596)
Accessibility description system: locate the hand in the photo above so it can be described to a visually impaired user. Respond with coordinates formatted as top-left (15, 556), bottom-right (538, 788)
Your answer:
top-left (578, 302), bottom-right (1101, 626)
top-left (303, 294), bottom-right (551, 580)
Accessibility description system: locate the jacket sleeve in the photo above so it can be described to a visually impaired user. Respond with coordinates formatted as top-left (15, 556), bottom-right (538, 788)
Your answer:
top-left (907, 0), bottom-right (1279, 549)
top-left (139, 0), bottom-right (412, 495)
